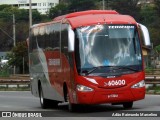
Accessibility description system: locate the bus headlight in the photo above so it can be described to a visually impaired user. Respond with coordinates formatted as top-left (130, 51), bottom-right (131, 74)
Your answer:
top-left (76, 84), bottom-right (94, 92)
top-left (131, 80), bottom-right (145, 88)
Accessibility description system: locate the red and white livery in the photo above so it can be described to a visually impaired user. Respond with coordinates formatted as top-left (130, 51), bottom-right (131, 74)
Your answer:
top-left (28, 10), bottom-right (150, 111)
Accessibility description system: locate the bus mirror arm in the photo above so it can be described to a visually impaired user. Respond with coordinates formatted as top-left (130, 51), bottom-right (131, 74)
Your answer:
top-left (68, 26), bottom-right (75, 52)
top-left (138, 23), bottom-right (151, 46)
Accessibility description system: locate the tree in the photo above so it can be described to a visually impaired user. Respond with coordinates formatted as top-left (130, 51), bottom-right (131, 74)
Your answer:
top-left (155, 44), bottom-right (160, 54)
top-left (0, 21), bottom-right (13, 51)
top-left (7, 41), bottom-right (28, 74)
top-left (109, 0), bottom-right (141, 21)
top-left (155, 0), bottom-right (160, 15)
top-left (140, 3), bottom-right (160, 47)
top-left (149, 27), bottom-right (160, 46)
top-left (0, 5), bottom-right (42, 22)
top-left (49, 0), bottom-right (99, 19)
top-left (0, 5), bottom-right (44, 51)
top-left (48, 3), bottom-right (68, 18)
top-left (68, 0), bottom-right (97, 12)
top-left (0, 5), bottom-right (11, 11)
top-left (0, 5), bottom-right (49, 74)
top-left (59, 0), bottom-right (70, 3)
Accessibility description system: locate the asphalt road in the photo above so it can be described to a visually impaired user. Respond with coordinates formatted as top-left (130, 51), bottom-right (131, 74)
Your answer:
top-left (0, 91), bottom-right (160, 120)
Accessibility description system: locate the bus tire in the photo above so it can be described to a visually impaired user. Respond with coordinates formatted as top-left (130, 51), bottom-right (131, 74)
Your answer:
top-left (66, 90), bottom-right (76, 112)
top-left (123, 102), bottom-right (133, 109)
top-left (69, 103), bottom-right (76, 112)
top-left (50, 100), bottom-right (59, 108)
top-left (39, 85), bottom-right (48, 109)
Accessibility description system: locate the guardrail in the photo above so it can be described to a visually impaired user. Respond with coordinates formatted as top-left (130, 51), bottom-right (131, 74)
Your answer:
top-left (145, 76), bottom-right (160, 86)
top-left (0, 75), bottom-right (159, 88)
top-left (145, 69), bottom-right (160, 75)
top-left (0, 75), bottom-right (30, 88)
top-left (0, 79), bottom-right (30, 88)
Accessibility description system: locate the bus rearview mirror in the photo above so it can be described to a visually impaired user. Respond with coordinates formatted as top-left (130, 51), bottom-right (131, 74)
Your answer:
top-left (68, 26), bottom-right (75, 52)
top-left (139, 23), bottom-right (151, 46)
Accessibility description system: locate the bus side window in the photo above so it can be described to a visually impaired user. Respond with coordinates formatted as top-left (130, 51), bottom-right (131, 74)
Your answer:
top-left (50, 28), bottom-right (59, 50)
top-left (61, 24), bottom-right (68, 55)
top-left (30, 33), bottom-right (37, 51)
top-left (37, 35), bottom-right (43, 49)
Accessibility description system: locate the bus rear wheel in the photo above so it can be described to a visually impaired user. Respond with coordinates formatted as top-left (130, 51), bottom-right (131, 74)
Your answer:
top-left (39, 85), bottom-right (48, 109)
top-left (39, 85), bottom-right (59, 109)
top-left (123, 102), bottom-right (133, 109)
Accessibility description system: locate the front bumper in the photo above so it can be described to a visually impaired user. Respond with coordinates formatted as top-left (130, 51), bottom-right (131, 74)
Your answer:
top-left (76, 87), bottom-right (145, 104)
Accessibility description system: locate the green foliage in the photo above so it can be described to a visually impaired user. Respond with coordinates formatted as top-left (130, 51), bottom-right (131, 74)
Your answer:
top-left (155, 0), bottom-right (160, 15)
top-left (109, 0), bottom-right (140, 21)
top-left (0, 5), bottom-right (45, 51)
top-left (145, 67), bottom-right (154, 73)
top-left (0, 5), bottom-right (50, 73)
top-left (0, 6), bottom-right (20, 22)
top-left (140, 5), bottom-right (158, 26)
top-left (147, 86), bottom-right (160, 94)
top-left (0, 65), bottom-right (10, 77)
top-left (3, 6), bottom-right (19, 14)
top-left (155, 45), bottom-right (160, 54)
top-left (140, 4), bottom-right (160, 46)
top-left (48, 0), bottom-right (98, 19)
top-left (0, 21), bottom-right (13, 51)
top-left (0, 5), bottom-right (42, 22)
top-left (0, 5), bottom-right (11, 11)
top-left (40, 14), bottom-right (51, 22)
top-left (48, 3), bottom-right (68, 18)
top-left (0, 5), bottom-right (12, 21)
top-left (12, 42), bottom-right (28, 57)
top-left (68, 0), bottom-right (97, 11)
top-left (16, 9), bottom-right (29, 22)
top-left (7, 41), bottom-right (28, 74)
top-left (149, 27), bottom-right (160, 46)
top-left (32, 10), bottom-right (43, 23)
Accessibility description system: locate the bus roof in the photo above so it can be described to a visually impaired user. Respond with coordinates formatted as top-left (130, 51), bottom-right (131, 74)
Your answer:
top-left (53, 10), bottom-right (137, 29)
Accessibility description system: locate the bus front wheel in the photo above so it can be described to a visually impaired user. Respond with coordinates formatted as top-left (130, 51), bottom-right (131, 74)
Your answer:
top-left (66, 90), bottom-right (76, 112)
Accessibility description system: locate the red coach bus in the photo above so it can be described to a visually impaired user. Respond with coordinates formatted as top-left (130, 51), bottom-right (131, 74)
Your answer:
top-left (29, 10), bottom-right (150, 112)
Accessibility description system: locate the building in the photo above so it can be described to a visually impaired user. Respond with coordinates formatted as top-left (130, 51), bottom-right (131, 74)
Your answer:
top-left (0, 0), bottom-right (59, 14)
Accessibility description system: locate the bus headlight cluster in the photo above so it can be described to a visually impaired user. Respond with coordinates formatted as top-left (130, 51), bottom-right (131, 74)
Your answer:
top-left (131, 80), bottom-right (145, 88)
top-left (76, 84), bottom-right (94, 92)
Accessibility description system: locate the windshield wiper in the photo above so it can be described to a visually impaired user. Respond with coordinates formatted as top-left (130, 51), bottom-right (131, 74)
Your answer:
top-left (117, 66), bottom-right (140, 72)
top-left (82, 66), bottom-right (116, 75)
top-left (82, 66), bottom-right (140, 76)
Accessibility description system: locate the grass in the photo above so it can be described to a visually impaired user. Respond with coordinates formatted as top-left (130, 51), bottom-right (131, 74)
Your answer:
top-left (145, 67), bottom-right (154, 74)
top-left (0, 65), bottom-right (11, 77)
top-left (146, 86), bottom-right (160, 94)
top-left (0, 69), bottom-right (10, 77)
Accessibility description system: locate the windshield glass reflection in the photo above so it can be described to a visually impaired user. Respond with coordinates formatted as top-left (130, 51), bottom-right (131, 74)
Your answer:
top-left (75, 24), bottom-right (142, 75)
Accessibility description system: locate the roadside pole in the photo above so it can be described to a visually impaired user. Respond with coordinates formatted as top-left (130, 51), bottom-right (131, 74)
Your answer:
top-left (13, 14), bottom-right (16, 75)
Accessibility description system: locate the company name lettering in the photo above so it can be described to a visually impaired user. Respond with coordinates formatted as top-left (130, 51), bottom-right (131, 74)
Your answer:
top-left (48, 59), bottom-right (60, 66)
top-left (109, 26), bottom-right (135, 29)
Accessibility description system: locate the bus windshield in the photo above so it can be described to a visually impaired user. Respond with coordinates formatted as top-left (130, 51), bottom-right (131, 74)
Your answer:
top-left (75, 24), bottom-right (142, 75)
